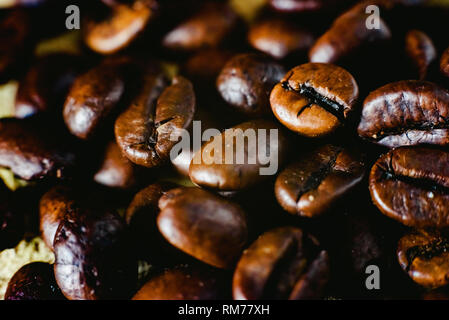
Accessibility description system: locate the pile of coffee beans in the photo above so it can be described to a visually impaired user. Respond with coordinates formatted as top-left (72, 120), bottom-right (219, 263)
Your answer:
top-left (1, 0), bottom-right (449, 300)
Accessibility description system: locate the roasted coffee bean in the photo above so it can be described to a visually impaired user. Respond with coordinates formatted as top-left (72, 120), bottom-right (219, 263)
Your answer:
top-left (405, 30), bottom-right (436, 80)
top-left (183, 48), bottom-right (233, 84)
top-left (5, 262), bottom-right (65, 300)
top-left (441, 46), bottom-right (449, 78)
top-left (189, 119), bottom-right (289, 192)
top-left (15, 54), bottom-right (81, 119)
top-left (157, 187), bottom-right (248, 269)
top-left (84, 0), bottom-right (156, 55)
top-left (0, 9), bottom-right (31, 78)
top-left (369, 146), bottom-right (449, 228)
top-left (0, 119), bottom-right (75, 181)
top-left (309, 2), bottom-right (391, 63)
top-left (398, 230), bottom-right (449, 288)
top-left (132, 264), bottom-right (227, 300)
top-left (217, 53), bottom-right (285, 116)
top-left (63, 57), bottom-right (131, 140)
top-left (39, 185), bottom-right (74, 250)
top-left (163, 2), bottom-right (239, 51)
top-left (101, 0), bottom-right (134, 7)
top-left (358, 80), bottom-right (449, 147)
top-left (0, 0), bottom-right (47, 7)
top-left (93, 140), bottom-right (137, 189)
top-left (270, 63), bottom-right (359, 137)
top-left (269, 0), bottom-right (349, 12)
top-left (248, 19), bottom-right (314, 60)
top-left (233, 227), bottom-right (329, 300)
top-left (115, 74), bottom-right (195, 168)
top-left (53, 193), bottom-right (136, 300)
top-left (275, 145), bottom-right (365, 217)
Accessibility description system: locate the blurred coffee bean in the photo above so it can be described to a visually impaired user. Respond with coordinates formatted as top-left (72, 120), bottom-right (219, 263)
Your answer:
top-left (233, 227), bottom-right (329, 300)
top-left (0, 118), bottom-right (75, 181)
top-left (183, 48), bottom-right (233, 84)
top-left (157, 187), bottom-right (248, 269)
top-left (405, 30), bottom-right (437, 80)
top-left (358, 80), bottom-right (449, 147)
top-left (270, 63), bottom-right (359, 137)
top-left (269, 0), bottom-right (352, 12)
top-left (84, 0), bottom-right (157, 54)
top-left (132, 264), bottom-right (228, 300)
top-left (5, 262), bottom-right (65, 300)
top-left (398, 230), bottom-right (449, 288)
top-left (189, 119), bottom-right (289, 192)
top-left (15, 54), bottom-right (81, 119)
top-left (441, 46), bottom-right (449, 78)
top-left (115, 73), bottom-right (195, 167)
top-left (217, 53), bottom-right (285, 116)
top-left (369, 146), bottom-right (449, 228)
top-left (275, 145), bottom-right (365, 217)
top-left (163, 2), bottom-right (239, 51)
top-left (248, 18), bottom-right (314, 60)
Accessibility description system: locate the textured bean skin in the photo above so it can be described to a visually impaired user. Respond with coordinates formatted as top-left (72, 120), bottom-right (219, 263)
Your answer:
top-left (270, 63), bottom-right (359, 137)
top-left (369, 146), bottom-right (449, 228)
top-left (275, 145), bottom-right (365, 217)
top-left (398, 230), bottom-right (449, 288)
top-left (5, 262), bottom-right (65, 300)
top-left (233, 227), bottom-right (329, 300)
top-left (358, 81), bottom-right (449, 147)
top-left (157, 187), bottom-right (248, 269)
top-left (405, 30), bottom-right (436, 80)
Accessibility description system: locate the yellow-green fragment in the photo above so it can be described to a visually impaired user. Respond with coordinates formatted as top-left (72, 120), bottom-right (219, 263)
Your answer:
top-left (0, 81), bottom-right (17, 119)
top-left (35, 30), bottom-right (83, 57)
top-left (0, 168), bottom-right (29, 191)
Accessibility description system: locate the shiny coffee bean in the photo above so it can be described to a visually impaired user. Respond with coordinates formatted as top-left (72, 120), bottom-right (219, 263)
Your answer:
top-left (275, 145), bottom-right (365, 217)
top-left (217, 53), bottom-right (285, 116)
top-left (5, 262), bottom-right (65, 300)
top-left (63, 57), bottom-right (131, 140)
top-left (398, 230), bottom-right (449, 288)
top-left (248, 19), bottom-right (314, 60)
top-left (0, 119), bottom-right (75, 181)
top-left (369, 146), bottom-right (449, 228)
top-left (132, 264), bottom-right (226, 300)
top-left (405, 30), bottom-right (436, 80)
top-left (269, 0), bottom-right (347, 12)
top-left (84, 0), bottom-right (156, 54)
top-left (441, 46), bottom-right (449, 78)
top-left (15, 54), bottom-right (81, 118)
top-left (309, 2), bottom-right (391, 63)
top-left (93, 140), bottom-right (137, 189)
top-left (163, 2), bottom-right (239, 51)
top-left (233, 227), bottom-right (329, 300)
top-left (270, 63), bottom-right (359, 137)
top-left (189, 119), bottom-right (289, 192)
top-left (358, 80), bottom-right (449, 147)
top-left (0, 9), bottom-right (31, 78)
top-left (157, 187), bottom-right (248, 269)
top-left (53, 193), bottom-right (136, 300)
top-left (115, 74), bottom-right (195, 168)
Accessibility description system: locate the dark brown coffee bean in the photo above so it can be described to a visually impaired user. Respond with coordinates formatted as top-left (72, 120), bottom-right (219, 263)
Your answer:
top-left (39, 185), bottom-right (74, 250)
top-left (162, 2), bottom-right (239, 51)
top-left (15, 54), bottom-right (81, 119)
top-left (270, 63), bottom-right (359, 137)
top-left (93, 140), bottom-right (137, 189)
top-left (405, 30), bottom-right (436, 80)
top-left (397, 230), bottom-right (449, 288)
top-left (369, 146), bottom-right (449, 228)
top-left (63, 58), bottom-right (130, 140)
top-left (441, 46), bottom-right (449, 78)
top-left (358, 80), bottom-right (449, 147)
top-left (309, 2), bottom-right (391, 63)
top-left (217, 53), bottom-right (285, 116)
top-left (132, 264), bottom-right (226, 300)
top-left (183, 48), bottom-right (233, 84)
top-left (233, 227), bottom-right (329, 300)
top-left (189, 119), bottom-right (289, 192)
top-left (248, 19), bottom-right (314, 60)
top-left (5, 262), bottom-right (65, 300)
top-left (275, 145), bottom-right (365, 217)
top-left (0, 119), bottom-right (75, 181)
top-left (115, 74), bottom-right (195, 167)
top-left (269, 0), bottom-right (347, 12)
top-left (84, 0), bottom-right (156, 54)
top-left (157, 187), bottom-right (248, 269)
top-left (53, 193), bottom-right (136, 300)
